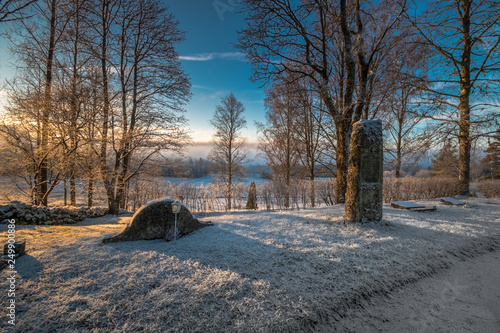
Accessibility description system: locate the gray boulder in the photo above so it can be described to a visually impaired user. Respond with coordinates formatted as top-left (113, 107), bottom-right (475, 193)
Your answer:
top-left (102, 198), bottom-right (213, 243)
top-left (3, 240), bottom-right (26, 258)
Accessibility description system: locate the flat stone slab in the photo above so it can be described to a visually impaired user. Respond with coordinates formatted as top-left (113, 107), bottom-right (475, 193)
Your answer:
top-left (391, 201), bottom-right (426, 210)
top-left (408, 206), bottom-right (437, 212)
top-left (102, 198), bottom-right (213, 243)
top-left (440, 197), bottom-right (465, 206)
top-left (391, 201), bottom-right (437, 212)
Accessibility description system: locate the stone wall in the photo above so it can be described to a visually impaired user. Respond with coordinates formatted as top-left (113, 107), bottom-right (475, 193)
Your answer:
top-left (0, 202), bottom-right (109, 225)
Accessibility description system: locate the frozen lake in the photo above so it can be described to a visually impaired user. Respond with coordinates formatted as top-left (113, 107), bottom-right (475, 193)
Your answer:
top-left (161, 175), bottom-right (268, 186)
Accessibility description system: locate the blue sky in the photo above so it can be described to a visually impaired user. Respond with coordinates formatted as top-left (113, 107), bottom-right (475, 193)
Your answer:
top-left (0, 0), bottom-right (266, 145)
top-left (166, 0), bottom-right (266, 143)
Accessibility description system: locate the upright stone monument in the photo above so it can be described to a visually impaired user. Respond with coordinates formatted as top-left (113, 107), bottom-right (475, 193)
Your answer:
top-left (345, 119), bottom-right (383, 222)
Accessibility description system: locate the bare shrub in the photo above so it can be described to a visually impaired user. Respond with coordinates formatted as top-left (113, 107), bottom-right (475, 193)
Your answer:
top-left (383, 177), bottom-right (461, 203)
top-left (255, 179), bottom-right (335, 211)
top-left (125, 177), bottom-right (339, 213)
top-left (127, 177), bottom-right (169, 211)
top-left (477, 180), bottom-right (500, 198)
top-left (231, 182), bottom-right (246, 210)
top-left (316, 179), bottom-right (335, 206)
top-left (270, 180), bottom-right (287, 209)
top-left (259, 181), bottom-right (275, 211)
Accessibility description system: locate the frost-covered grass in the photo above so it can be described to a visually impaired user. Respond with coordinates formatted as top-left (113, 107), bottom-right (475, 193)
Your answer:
top-left (1, 198), bottom-right (500, 332)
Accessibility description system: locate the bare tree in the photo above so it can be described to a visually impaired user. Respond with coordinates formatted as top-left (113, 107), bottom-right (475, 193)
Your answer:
top-left (54, 0), bottom-right (93, 206)
top-left (0, 77), bottom-right (75, 204)
top-left (481, 128), bottom-right (500, 179)
top-left (38, 0), bottom-right (59, 206)
top-left (382, 39), bottom-right (434, 178)
top-left (82, 0), bottom-right (119, 212)
top-left (431, 140), bottom-right (459, 178)
top-left (110, 0), bottom-right (191, 211)
top-left (257, 84), bottom-right (301, 209)
top-left (0, 0), bottom-right (37, 23)
top-left (2, 0), bottom-right (190, 210)
top-left (79, 67), bottom-right (102, 208)
top-left (238, 0), bottom-right (403, 203)
top-left (82, 0), bottom-right (191, 214)
top-left (292, 81), bottom-right (325, 207)
top-left (208, 93), bottom-right (248, 211)
top-left (401, 0), bottom-right (500, 194)
top-left (2, 0), bottom-right (71, 205)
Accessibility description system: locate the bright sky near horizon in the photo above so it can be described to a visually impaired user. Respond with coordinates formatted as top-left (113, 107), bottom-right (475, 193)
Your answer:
top-left (0, 0), bottom-right (266, 144)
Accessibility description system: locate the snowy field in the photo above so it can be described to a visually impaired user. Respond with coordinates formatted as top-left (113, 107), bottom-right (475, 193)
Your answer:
top-left (1, 197), bottom-right (500, 332)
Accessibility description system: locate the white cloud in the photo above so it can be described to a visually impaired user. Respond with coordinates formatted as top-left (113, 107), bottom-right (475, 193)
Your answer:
top-left (192, 84), bottom-right (211, 90)
top-left (179, 52), bottom-right (245, 62)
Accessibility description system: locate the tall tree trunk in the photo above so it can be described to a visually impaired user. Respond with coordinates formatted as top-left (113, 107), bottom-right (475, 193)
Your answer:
top-left (285, 133), bottom-right (291, 209)
top-left (116, 41), bottom-right (140, 210)
top-left (87, 165), bottom-right (93, 209)
top-left (69, 0), bottom-right (82, 207)
top-left (227, 172), bottom-right (232, 211)
top-left (395, 147), bottom-right (402, 178)
top-left (63, 178), bottom-right (67, 206)
top-left (39, 0), bottom-right (57, 206)
top-left (458, 0), bottom-right (472, 195)
top-left (309, 175), bottom-right (315, 208)
top-left (69, 76), bottom-right (78, 206)
top-left (116, 165), bottom-right (127, 210)
top-left (335, 120), bottom-right (351, 204)
top-left (333, 0), bottom-right (356, 204)
top-left (98, 0), bottom-right (118, 215)
top-left (227, 139), bottom-right (232, 211)
top-left (116, 17), bottom-right (128, 211)
top-left (285, 175), bottom-right (290, 209)
top-left (69, 164), bottom-right (76, 205)
top-left (395, 125), bottom-right (402, 178)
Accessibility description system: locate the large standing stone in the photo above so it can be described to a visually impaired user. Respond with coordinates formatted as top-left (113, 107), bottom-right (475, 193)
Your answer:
top-left (345, 119), bottom-right (383, 222)
top-left (245, 181), bottom-right (258, 210)
top-left (102, 199), bottom-right (212, 243)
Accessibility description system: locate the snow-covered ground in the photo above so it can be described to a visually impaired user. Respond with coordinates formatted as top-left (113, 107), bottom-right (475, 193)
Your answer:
top-left (1, 197), bottom-right (500, 332)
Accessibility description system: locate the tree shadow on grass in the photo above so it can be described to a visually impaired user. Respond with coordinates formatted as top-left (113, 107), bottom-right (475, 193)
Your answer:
top-left (15, 255), bottom-right (45, 281)
top-left (99, 208), bottom-right (500, 300)
top-left (5, 205), bottom-right (500, 333)
top-left (93, 208), bottom-right (500, 332)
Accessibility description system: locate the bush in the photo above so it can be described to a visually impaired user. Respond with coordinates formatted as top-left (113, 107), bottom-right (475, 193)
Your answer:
top-left (383, 177), bottom-right (461, 203)
top-left (477, 179), bottom-right (500, 198)
top-left (126, 177), bottom-right (338, 213)
top-left (127, 176), bottom-right (475, 213)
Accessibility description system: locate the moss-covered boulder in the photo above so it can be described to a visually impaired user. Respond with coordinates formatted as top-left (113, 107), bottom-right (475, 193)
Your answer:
top-left (102, 198), bottom-right (213, 243)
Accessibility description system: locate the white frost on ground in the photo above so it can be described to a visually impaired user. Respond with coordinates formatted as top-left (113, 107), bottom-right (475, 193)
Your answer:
top-left (1, 198), bottom-right (500, 332)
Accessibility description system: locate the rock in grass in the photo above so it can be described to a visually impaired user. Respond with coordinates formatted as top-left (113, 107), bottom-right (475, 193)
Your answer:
top-left (102, 198), bottom-right (213, 243)
top-left (3, 240), bottom-right (26, 258)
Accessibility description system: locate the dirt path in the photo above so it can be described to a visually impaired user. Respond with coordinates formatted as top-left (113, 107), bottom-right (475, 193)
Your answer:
top-left (321, 249), bottom-right (500, 333)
